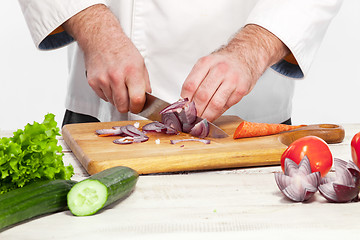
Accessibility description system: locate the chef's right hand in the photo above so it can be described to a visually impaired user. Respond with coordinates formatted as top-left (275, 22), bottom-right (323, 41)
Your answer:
top-left (63, 4), bottom-right (151, 114)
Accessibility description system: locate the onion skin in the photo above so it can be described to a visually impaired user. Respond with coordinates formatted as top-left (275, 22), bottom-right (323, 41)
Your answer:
top-left (318, 158), bottom-right (360, 203)
top-left (274, 156), bottom-right (321, 202)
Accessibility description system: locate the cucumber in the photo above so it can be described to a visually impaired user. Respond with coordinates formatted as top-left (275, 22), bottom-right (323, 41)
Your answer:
top-left (67, 166), bottom-right (139, 216)
top-left (0, 179), bottom-right (77, 231)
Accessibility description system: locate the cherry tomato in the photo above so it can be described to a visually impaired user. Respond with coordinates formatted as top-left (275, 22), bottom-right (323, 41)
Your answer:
top-left (281, 136), bottom-right (333, 177)
top-left (351, 132), bottom-right (360, 168)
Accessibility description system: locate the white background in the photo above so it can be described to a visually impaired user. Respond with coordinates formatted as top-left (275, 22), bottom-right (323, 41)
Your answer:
top-left (1, 1), bottom-right (359, 131)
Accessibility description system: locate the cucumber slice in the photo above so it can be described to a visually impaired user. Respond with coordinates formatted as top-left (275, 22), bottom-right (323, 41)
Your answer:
top-left (67, 166), bottom-right (138, 216)
top-left (67, 179), bottom-right (108, 216)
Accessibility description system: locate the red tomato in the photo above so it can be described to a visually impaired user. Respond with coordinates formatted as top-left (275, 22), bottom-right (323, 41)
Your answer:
top-left (351, 132), bottom-right (360, 168)
top-left (281, 136), bottom-right (333, 177)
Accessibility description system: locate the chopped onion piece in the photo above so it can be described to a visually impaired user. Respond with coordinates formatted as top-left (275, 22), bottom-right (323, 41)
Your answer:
top-left (121, 124), bottom-right (146, 137)
top-left (96, 128), bottom-right (123, 137)
top-left (178, 101), bottom-right (197, 125)
top-left (161, 112), bottom-right (182, 132)
top-left (189, 119), bottom-right (209, 139)
top-left (113, 135), bottom-right (149, 144)
top-left (159, 98), bottom-right (188, 114)
top-left (155, 139), bottom-right (160, 144)
top-left (113, 137), bottom-right (135, 144)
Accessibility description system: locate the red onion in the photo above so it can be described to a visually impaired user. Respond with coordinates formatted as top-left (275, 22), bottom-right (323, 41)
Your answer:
top-left (121, 124), bottom-right (146, 137)
top-left (161, 112), bottom-right (183, 132)
top-left (142, 121), bottom-right (178, 135)
top-left (97, 124), bottom-right (149, 144)
top-left (274, 156), bottom-right (321, 202)
top-left (178, 101), bottom-right (197, 126)
top-left (189, 119), bottom-right (209, 139)
top-left (142, 121), bottom-right (167, 133)
top-left (97, 98), bottom-right (210, 144)
top-left (113, 136), bottom-right (149, 144)
top-left (159, 98), bottom-right (209, 138)
top-left (96, 127), bottom-right (124, 137)
top-left (159, 98), bottom-right (188, 114)
top-left (318, 158), bottom-right (360, 203)
top-left (113, 137), bottom-right (135, 144)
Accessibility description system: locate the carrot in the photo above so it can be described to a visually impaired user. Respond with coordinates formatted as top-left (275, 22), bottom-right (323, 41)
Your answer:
top-left (233, 121), bottom-right (306, 139)
top-left (97, 133), bottom-right (115, 137)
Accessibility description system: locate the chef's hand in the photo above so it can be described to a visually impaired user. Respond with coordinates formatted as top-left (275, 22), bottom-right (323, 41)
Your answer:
top-left (63, 4), bottom-right (151, 114)
top-left (181, 24), bottom-right (290, 122)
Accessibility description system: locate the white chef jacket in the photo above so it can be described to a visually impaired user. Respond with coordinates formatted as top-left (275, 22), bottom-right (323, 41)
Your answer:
top-left (18, 0), bottom-right (342, 123)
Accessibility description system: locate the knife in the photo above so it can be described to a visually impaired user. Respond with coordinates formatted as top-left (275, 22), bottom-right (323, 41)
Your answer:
top-left (137, 93), bottom-right (229, 138)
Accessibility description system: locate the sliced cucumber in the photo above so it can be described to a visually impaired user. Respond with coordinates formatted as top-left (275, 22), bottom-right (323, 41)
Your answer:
top-left (67, 166), bottom-right (138, 216)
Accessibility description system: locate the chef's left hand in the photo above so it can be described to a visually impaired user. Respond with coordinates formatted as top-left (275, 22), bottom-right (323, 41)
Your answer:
top-left (181, 24), bottom-right (290, 122)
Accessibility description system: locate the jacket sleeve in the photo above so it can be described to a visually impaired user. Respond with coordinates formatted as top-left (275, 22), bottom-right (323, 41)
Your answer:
top-left (245, 0), bottom-right (343, 79)
top-left (18, 0), bottom-right (107, 50)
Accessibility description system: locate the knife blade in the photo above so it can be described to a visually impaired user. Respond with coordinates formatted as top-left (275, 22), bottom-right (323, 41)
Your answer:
top-left (138, 93), bottom-right (229, 138)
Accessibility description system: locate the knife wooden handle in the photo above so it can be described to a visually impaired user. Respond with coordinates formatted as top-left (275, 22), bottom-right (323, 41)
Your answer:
top-left (279, 124), bottom-right (345, 146)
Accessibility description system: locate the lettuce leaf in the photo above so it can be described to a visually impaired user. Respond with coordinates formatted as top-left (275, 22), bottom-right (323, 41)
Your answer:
top-left (0, 113), bottom-right (74, 194)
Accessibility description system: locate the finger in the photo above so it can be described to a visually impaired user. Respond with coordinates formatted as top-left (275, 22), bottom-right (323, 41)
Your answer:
top-left (111, 77), bottom-right (129, 113)
top-left (126, 70), bottom-right (149, 114)
top-left (91, 84), bottom-right (109, 102)
top-left (200, 79), bottom-right (235, 122)
top-left (192, 63), bottom-right (227, 117)
top-left (101, 84), bottom-right (115, 105)
top-left (144, 68), bottom-right (152, 93)
top-left (181, 56), bottom-right (212, 100)
top-left (87, 73), bottom-right (114, 104)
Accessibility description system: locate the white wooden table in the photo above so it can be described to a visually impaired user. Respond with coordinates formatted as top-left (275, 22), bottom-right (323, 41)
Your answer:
top-left (2, 124), bottom-right (360, 240)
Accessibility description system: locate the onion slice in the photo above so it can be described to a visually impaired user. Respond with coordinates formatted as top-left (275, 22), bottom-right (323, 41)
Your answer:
top-left (113, 135), bottom-right (149, 144)
top-left (95, 127), bottom-right (124, 137)
top-left (158, 98), bottom-right (210, 138)
top-left (161, 112), bottom-right (182, 132)
top-left (189, 119), bottom-right (209, 139)
top-left (318, 158), bottom-right (360, 203)
top-left (274, 156), bottom-right (321, 202)
top-left (142, 121), bottom-right (167, 133)
top-left (178, 101), bottom-right (197, 126)
top-left (170, 139), bottom-right (211, 144)
top-left (113, 137), bottom-right (135, 144)
top-left (159, 98), bottom-right (189, 114)
top-left (142, 121), bottom-right (178, 135)
top-left (121, 124), bottom-right (146, 137)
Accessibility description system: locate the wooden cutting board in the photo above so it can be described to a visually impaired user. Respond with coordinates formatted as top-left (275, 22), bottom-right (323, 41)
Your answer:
top-left (62, 116), bottom-right (345, 175)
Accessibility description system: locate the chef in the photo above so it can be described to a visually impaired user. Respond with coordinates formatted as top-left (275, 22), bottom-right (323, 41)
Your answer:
top-left (19, 0), bottom-right (342, 126)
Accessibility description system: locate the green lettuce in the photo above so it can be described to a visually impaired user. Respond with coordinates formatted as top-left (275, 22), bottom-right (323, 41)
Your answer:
top-left (0, 113), bottom-right (74, 194)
